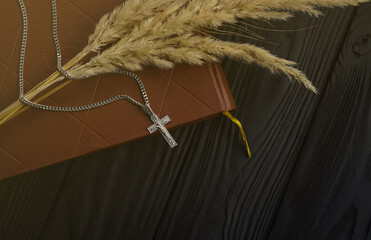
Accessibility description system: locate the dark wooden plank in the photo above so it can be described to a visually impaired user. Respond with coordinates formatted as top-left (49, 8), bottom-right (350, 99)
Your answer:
top-left (0, 162), bottom-right (70, 240)
top-left (269, 4), bottom-right (371, 240)
top-left (0, 4), bottom-right (369, 240)
top-left (216, 7), bottom-right (365, 240)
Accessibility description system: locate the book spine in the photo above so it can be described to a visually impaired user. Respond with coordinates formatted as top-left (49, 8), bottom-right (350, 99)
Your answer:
top-left (208, 63), bottom-right (236, 112)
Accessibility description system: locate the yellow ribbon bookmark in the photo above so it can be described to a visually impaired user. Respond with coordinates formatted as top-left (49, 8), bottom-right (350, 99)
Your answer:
top-left (223, 112), bottom-right (251, 158)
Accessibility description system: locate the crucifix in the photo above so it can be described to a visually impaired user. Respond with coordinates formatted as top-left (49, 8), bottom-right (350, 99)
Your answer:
top-left (142, 104), bottom-right (178, 148)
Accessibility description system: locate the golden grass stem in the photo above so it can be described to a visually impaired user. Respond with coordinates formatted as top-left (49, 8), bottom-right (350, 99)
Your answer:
top-left (206, 27), bottom-right (277, 45)
top-left (0, 80), bottom-right (73, 125)
top-left (0, 51), bottom-right (87, 125)
top-left (236, 20), bottom-right (317, 32)
top-left (223, 24), bottom-right (265, 40)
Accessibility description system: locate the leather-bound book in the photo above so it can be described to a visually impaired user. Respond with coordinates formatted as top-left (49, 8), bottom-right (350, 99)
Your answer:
top-left (0, 0), bottom-right (235, 180)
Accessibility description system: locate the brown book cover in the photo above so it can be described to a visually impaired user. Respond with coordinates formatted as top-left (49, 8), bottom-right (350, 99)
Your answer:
top-left (0, 0), bottom-right (235, 180)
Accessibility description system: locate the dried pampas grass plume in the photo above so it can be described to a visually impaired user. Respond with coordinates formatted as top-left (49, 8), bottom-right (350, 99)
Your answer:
top-left (71, 0), bottom-right (368, 93)
top-left (0, 0), bottom-right (368, 124)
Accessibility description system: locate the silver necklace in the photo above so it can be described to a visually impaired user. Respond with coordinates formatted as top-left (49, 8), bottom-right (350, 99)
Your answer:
top-left (16, 0), bottom-right (177, 148)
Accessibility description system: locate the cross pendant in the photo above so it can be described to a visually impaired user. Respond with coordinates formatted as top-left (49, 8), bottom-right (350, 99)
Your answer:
top-left (142, 104), bottom-right (178, 148)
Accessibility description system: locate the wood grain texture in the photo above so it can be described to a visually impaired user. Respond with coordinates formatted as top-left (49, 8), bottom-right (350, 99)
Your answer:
top-left (0, 4), bottom-right (370, 240)
top-left (269, 5), bottom-right (371, 240)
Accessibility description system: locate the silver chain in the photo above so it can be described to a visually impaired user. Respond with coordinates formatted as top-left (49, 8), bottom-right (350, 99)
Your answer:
top-left (17, 0), bottom-right (150, 112)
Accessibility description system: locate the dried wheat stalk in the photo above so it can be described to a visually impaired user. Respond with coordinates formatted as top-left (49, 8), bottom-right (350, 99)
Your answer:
top-left (0, 0), bottom-right (368, 125)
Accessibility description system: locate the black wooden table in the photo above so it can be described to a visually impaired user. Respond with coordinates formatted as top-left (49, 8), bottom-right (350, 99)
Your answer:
top-left (1, 4), bottom-right (370, 240)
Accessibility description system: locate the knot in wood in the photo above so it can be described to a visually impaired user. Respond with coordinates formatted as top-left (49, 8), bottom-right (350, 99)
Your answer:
top-left (352, 34), bottom-right (371, 57)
